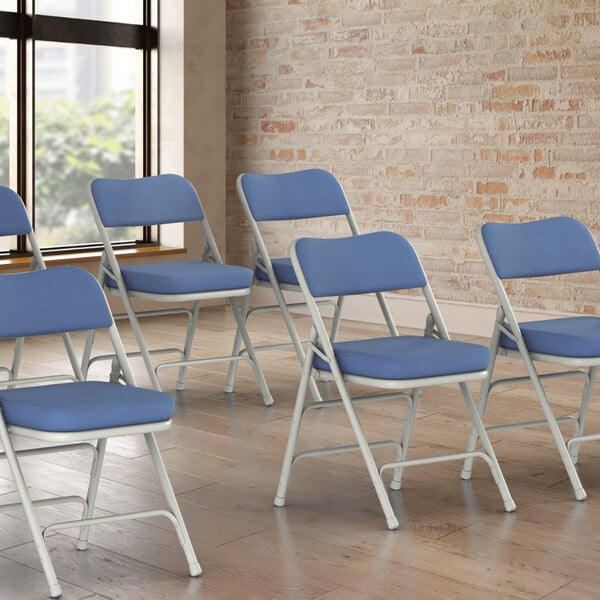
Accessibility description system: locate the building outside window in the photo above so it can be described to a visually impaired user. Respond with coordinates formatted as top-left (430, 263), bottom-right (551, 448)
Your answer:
top-left (0, 0), bottom-right (157, 254)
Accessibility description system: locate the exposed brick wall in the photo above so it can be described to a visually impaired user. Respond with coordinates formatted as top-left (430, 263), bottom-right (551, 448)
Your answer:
top-left (226, 0), bottom-right (600, 315)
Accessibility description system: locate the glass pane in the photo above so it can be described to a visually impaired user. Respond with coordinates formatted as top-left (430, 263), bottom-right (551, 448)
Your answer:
top-left (0, 1), bottom-right (16, 9)
top-left (0, 37), bottom-right (11, 252)
top-left (36, 0), bottom-right (142, 24)
top-left (0, 38), bottom-right (9, 189)
top-left (35, 42), bottom-right (138, 247)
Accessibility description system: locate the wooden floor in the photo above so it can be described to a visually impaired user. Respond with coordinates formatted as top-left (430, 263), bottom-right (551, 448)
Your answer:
top-left (1, 306), bottom-right (600, 599)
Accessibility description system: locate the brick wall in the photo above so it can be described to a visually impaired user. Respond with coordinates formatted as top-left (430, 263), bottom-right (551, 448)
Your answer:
top-left (225, 0), bottom-right (600, 316)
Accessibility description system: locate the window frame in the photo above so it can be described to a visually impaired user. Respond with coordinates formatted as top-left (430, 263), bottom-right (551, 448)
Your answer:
top-left (0, 1), bottom-right (158, 256)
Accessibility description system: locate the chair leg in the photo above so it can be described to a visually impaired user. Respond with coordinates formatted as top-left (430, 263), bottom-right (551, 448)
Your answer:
top-left (224, 292), bottom-right (251, 393)
top-left (62, 332), bottom-right (83, 380)
top-left (228, 298), bottom-right (274, 406)
top-left (144, 433), bottom-right (202, 577)
top-left (329, 296), bottom-right (344, 342)
top-left (274, 349), bottom-right (314, 507)
top-left (176, 301), bottom-right (201, 392)
top-left (76, 439), bottom-right (107, 550)
top-left (459, 382), bottom-right (516, 512)
top-left (121, 294), bottom-right (163, 391)
top-left (525, 360), bottom-right (587, 500)
top-left (461, 323), bottom-right (501, 481)
top-left (81, 330), bottom-right (96, 379)
top-left (226, 276), bottom-right (322, 402)
top-left (276, 341), bottom-right (399, 529)
top-left (270, 281), bottom-right (323, 403)
top-left (460, 371), bottom-right (493, 480)
top-left (569, 366), bottom-right (597, 464)
top-left (109, 356), bottom-right (122, 383)
top-left (337, 384), bottom-right (400, 530)
top-left (10, 336), bottom-right (25, 380)
top-left (390, 389), bottom-right (420, 491)
top-left (0, 424), bottom-right (62, 598)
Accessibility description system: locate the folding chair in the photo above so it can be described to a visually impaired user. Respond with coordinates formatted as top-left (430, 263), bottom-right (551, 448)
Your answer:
top-left (0, 185), bottom-right (44, 269)
top-left (0, 185), bottom-right (79, 381)
top-left (225, 169), bottom-right (360, 401)
top-left (0, 265), bottom-right (200, 598)
top-left (86, 174), bottom-right (272, 405)
top-left (274, 231), bottom-right (515, 529)
top-left (461, 217), bottom-right (600, 501)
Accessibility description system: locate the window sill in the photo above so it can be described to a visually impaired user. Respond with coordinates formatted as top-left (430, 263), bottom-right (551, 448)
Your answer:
top-left (0, 245), bottom-right (187, 270)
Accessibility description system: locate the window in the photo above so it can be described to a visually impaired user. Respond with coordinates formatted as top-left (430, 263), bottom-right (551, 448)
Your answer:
top-left (0, 0), bottom-right (157, 254)
top-left (0, 37), bottom-right (10, 191)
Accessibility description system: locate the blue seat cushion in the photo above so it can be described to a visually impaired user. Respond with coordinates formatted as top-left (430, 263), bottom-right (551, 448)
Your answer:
top-left (500, 316), bottom-right (600, 358)
top-left (0, 381), bottom-right (174, 432)
top-left (255, 257), bottom-right (298, 285)
top-left (106, 261), bottom-right (253, 295)
top-left (312, 336), bottom-right (490, 380)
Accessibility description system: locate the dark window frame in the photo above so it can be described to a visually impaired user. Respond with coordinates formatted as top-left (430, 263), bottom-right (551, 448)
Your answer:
top-left (0, 3), bottom-right (157, 255)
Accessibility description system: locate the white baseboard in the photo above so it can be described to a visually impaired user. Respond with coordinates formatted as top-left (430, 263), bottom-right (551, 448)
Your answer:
top-left (250, 288), bottom-right (571, 340)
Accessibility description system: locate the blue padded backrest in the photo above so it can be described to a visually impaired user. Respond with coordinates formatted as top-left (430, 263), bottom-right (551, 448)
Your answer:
top-left (481, 217), bottom-right (600, 279)
top-left (91, 174), bottom-right (204, 227)
top-left (294, 231), bottom-right (427, 298)
top-left (0, 266), bottom-right (113, 338)
top-left (240, 169), bottom-right (350, 222)
top-left (0, 186), bottom-right (32, 236)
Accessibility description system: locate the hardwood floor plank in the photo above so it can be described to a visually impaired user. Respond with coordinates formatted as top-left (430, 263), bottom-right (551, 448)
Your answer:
top-left (0, 554), bottom-right (92, 599)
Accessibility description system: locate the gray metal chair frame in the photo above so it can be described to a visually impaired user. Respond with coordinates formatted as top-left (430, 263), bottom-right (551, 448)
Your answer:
top-left (85, 174), bottom-right (273, 405)
top-left (0, 266), bottom-right (200, 598)
top-left (0, 185), bottom-right (78, 381)
top-left (275, 232), bottom-right (516, 529)
top-left (225, 169), bottom-right (361, 402)
top-left (461, 217), bottom-right (600, 501)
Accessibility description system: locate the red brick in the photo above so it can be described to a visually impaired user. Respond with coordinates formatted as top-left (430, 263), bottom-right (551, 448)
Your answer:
top-left (531, 99), bottom-right (555, 111)
top-left (260, 121), bottom-right (296, 133)
top-left (477, 182), bottom-right (508, 195)
top-left (484, 70), bottom-right (506, 81)
top-left (269, 148), bottom-right (294, 160)
top-left (524, 49), bottom-right (571, 63)
top-left (533, 167), bottom-right (556, 179)
top-left (562, 171), bottom-right (586, 180)
top-left (417, 195), bottom-right (448, 208)
top-left (482, 100), bottom-right (524, 112)
top-left (574, 12), bottom-right (600, 25)
top-left (491, 84), bottom-right (540, 98)
top-left (496, 150), bottom-right (529, 162)
top-left (301, 18), bottom-right (330, 32)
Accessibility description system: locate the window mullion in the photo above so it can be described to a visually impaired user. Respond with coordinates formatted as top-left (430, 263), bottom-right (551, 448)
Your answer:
top-left (16, 11), bottom-right (30, 253)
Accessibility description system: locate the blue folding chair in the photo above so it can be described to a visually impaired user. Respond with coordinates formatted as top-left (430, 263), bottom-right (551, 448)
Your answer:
top-left (86, 174), bottom-right (272, 405)
top-left (0, 185), bottom-right (43, 267)
top-left (0, 185), bottom-right (81, 381)
top-left (225, 169), bottom-right (360, 401)
top-left (461, 217), bottom-right (600, 500)
top-left (0, 266), bottom-right (200, 598)
top-left (274, 231), bottom-right (515, 529)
